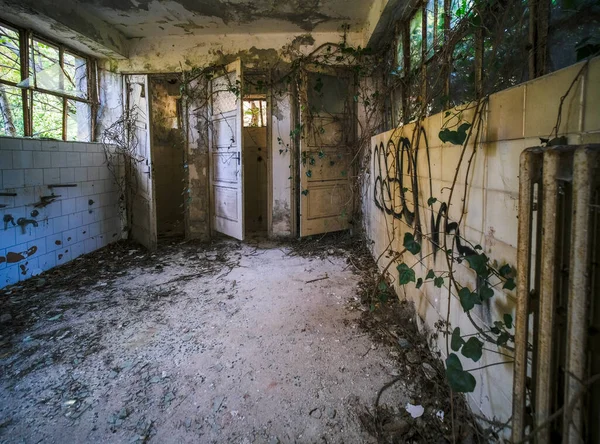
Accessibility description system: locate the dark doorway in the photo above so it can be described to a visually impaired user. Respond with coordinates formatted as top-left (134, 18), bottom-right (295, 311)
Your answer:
top-left (149, 76), bottom-right (185, 238)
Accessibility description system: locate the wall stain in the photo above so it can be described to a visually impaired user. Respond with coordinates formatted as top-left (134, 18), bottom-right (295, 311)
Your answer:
top-left (91, 0), bottom-right (340, 31)
top-left (3, 246), bottom-right (38, 264)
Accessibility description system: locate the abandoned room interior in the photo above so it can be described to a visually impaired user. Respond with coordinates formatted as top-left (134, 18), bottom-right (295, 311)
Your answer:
top-left (0, 0), bottom-right (598, 442)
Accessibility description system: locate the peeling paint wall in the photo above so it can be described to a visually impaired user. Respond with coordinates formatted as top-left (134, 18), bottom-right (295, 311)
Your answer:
top-left (183, 79), bottom-right (210, 241)
top-left (362, 58), bottom-right (600, 425)
top-left (64, 0), bottom-right (374, 38)
top-left (0, 0), bottom-right (129, 58)
top-left (271, 88), bottom-right (294, 237)
top-left (118, 31), bottom-right (364, 73)
top-left (0, 138), bottom-right (124, 288)
top-left (96, 67), bottom-right (123, 139)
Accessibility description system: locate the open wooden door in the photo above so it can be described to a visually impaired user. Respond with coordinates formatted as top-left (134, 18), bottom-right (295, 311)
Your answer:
top-left (209, 60), bottom-right (245, 240)
top-left (125, 74), bottom-right (157, 250)
top-left (299, 68), bottom-right (354, 237)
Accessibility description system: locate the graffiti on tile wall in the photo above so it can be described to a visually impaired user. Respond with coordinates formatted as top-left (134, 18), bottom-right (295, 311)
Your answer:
top-left (372, 129), bottom-right (476, 258)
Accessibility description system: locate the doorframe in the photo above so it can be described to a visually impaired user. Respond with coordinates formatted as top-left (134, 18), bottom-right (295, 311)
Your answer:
top-left (241, 90), bottom-right (272, 237)
top-left (147, 74), bottom-right (186, 239)
top-left (123, 73), bottom-right (158, 250)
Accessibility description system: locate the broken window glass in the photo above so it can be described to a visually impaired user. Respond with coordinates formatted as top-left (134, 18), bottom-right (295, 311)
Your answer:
top-left (64, 51), bottom-right (88, 99)
top-left (30, 38), bottom-right (59, 85)
top-left (67, 99), bottom-right (91, 141)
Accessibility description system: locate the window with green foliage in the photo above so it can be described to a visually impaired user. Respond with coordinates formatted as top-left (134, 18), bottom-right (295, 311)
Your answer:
top-left (0, 20), bottom-right (96, 141)
top-left (390, 0), bottom-right (597, 127)
top-left (548, 0), bottom-right (600, 72)
top-left (409, 10), bottom-right (424, 69)
top-left (243, 99), bottom-right (267, 127)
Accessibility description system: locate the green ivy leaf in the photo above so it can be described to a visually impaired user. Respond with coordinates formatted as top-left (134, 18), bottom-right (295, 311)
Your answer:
top-left (497, 331), bottom-right (510, 346)
top-left (451, 327), bottom-right (465, 352)
top-left (503, 278), bottom-right (516, 291)
top-left (403, 232), bottom-right (421, 255)
top-left (458, 287), bottom-right (480, 312)
top-left (314, 77), bottom-right (324, 92)
top-left (461, 337), bottom-right (483, 362)
top-left (434, 276), bottom-right (444, 288)
top-left (479, 285), bottom-right (494, 301)
top-left (397, 263), bottom-right (416, 285)
top-left (402, 187), bottom-right (409, 193)
top-left (491, 326), bottom-right (501, 334)
top-left (438, 122), bottom-right (472, 146)
top-left (426, 269), bottom-right (435, 280)
top-left (498, 264), bottom-right (512, 277)
top-left (318, 150), bottom-right (325, 158)
top-left (306, 170), bottom-right (312, 178)
top-left (416, 278), bottom-right (423, 289)
top-left (446, 353), bottom-right (476, 392)
top-left (427, 197), bottom-right (437, 206)
top-left (378, 281), bottom-right (388, 291)
top-left (474, 244), bottom-right (482, 250)
top-left (465, 254), bottom-right (489, 278)
top-left (301, 189), bottom-right (309, 196)
top-left (503, 314), bottom-right (513, 329)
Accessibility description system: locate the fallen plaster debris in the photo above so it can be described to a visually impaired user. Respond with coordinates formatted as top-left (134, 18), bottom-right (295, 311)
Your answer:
top-left (405, 403), bottom-right (425, 418)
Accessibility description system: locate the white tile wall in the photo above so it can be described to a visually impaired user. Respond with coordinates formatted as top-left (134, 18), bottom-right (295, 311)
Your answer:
top-left (364, 58), bottom-right (600, 426)
top-left (0, 138), bottom-right (124, 288)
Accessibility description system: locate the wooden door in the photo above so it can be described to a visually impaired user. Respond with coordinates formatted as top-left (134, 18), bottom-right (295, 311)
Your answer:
top-left (125, 74), bottom-right (157, 250)
top-left (209, 60), bottom-right (245, 240)
top-left (299, 68), bottom-right (354, 236)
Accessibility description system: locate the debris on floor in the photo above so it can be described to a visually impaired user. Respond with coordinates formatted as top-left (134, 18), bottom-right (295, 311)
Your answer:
top-left (0, 234), bottom-right (480, 443)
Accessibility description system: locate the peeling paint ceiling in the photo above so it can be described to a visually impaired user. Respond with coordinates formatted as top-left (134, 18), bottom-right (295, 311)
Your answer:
top-left (73, 0), bottom-right (375, 38)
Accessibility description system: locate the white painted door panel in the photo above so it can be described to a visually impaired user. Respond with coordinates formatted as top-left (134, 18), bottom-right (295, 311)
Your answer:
top-left (125, 74), bottom-right (157, 250)
top-left (210, 60), bottom-right (245, 240)
top-left (299, 69), bottom-right (354, 237)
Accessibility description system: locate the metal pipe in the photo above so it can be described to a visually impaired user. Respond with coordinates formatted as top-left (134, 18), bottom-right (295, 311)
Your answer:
top-left (512, 147), bottom-right (538, 441)
top-left (535, 148), bottom-right (560, 443)
top-left (563, 146), bottom-right (597, 443)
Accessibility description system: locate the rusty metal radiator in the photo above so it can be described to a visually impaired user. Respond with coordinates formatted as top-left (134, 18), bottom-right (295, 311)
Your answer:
top-left (512, 145), bottom-right (600, 443)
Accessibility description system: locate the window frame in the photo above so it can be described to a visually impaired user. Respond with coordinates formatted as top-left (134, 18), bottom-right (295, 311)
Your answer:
top-left (392, 0), bottom-right (564, 125)
top-left (0, 18), bottom-right (98, 141)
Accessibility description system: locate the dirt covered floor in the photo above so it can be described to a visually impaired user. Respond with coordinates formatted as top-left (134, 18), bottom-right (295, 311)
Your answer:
top-left (0, 235), bottom-right (477, 443)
